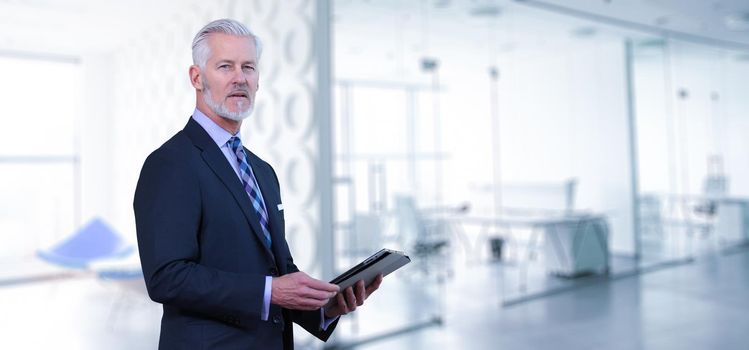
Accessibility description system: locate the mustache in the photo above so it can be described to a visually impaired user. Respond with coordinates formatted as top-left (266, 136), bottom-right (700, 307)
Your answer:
top-left (227, 84), bottom-right (250, 98)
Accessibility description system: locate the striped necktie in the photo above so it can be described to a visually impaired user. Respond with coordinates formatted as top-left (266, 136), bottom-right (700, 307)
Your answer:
top-left (228, 136), bottom-right (272, 248)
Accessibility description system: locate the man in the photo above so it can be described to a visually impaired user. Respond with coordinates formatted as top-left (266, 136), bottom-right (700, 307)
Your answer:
top-left (134, 19), bottom-right (382, 349)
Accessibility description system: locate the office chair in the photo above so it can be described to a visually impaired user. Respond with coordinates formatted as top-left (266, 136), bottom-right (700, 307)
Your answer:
top-left (37, 218), bottom-right (134, 269)
top-left (394, 196), bottom-right (456, 277)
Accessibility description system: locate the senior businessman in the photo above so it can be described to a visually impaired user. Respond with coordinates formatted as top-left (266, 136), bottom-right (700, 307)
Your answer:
top-left (134, 18), bottom-right (382, 349)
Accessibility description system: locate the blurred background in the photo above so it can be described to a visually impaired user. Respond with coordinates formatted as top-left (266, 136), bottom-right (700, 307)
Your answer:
top-left (1, 0), bottom-right (748, 349)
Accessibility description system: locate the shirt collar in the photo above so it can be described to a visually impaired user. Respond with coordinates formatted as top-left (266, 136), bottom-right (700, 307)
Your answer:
top-left (191, 108), bottom-right (237, 148)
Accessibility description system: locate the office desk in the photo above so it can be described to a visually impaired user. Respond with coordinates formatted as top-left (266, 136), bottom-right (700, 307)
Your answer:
top-left (714, 198), bottom-right (749, 245)
top-left (535, 215), bottom-right (609, 277)
top-left (648, 194), bottom-right (749, 247)
top-left (459, 213), bottom-right (610, 280)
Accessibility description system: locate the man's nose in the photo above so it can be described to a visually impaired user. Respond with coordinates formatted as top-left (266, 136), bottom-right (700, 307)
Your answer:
top-left (230, 66), bottom-right (247, 85)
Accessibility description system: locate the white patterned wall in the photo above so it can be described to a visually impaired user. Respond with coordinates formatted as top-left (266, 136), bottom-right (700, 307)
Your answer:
top-left (106, 0), bottom-right (331, 277)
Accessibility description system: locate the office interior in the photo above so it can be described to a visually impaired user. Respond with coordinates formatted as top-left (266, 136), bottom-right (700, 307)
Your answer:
top-left (1, 0), bottom-right (748, 349)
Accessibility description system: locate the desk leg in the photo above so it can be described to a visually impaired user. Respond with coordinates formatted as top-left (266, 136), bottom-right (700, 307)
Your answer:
top-left (520, 226), bottom-right (542, 292)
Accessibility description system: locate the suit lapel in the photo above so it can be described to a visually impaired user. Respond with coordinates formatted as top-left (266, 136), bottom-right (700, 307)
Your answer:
top-left (183, 118), bottom-right (275, 263)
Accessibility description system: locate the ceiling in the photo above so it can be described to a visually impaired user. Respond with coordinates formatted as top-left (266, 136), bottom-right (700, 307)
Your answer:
top-left (519, 0), bottom-right (749, 47)
top-left (0, 0), bottom-right (746, 58)
top-left (331, 0), bottom-right (749, 80)
top-left (0, 0), bottom-right (188, 57)
top-left (334, 0), bottom-right (749, 45)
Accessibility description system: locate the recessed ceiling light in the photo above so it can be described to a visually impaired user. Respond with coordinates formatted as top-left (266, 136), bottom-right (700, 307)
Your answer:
top-left (636, 38), bottom-right (667, 48)
top-left (725, 12), bottom-right (749, 31)
top-left (654, 16), bottom-right (669, 26)
top-left (571, 26), bottom-right (597, 38)
top-left (735, 53), bottom-right (749, 62)
top-left (469, 4), bottom-right (502, 18)
top-left (434, 0), bottom-right (451, 9)
top-left (499, 43), bottom-right (516, 53)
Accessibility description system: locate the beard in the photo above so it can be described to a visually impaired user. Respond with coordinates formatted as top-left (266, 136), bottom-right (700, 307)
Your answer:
top-left (203, 81), bottom-right (254, 121)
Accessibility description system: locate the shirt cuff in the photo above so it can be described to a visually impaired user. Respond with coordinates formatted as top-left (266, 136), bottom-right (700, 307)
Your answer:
top-left (261, 276), bottom-right (272, 321)
top-left (320, 308), bottom-right (339, 331)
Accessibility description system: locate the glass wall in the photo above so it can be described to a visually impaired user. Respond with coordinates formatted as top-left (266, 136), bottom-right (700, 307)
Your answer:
top-left (331, 80), bottom-right (448, 344)
top-left (332, 0), bottom-right (749, 327)
top-left (633, 39), bottom-right (749, 262)
top-left (331, 0), bottom-right (638, 338)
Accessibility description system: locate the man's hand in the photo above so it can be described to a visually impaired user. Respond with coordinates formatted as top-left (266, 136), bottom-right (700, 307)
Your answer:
top-left (271, 272), bottom-right (340, 310)
top-left (324, 274), bottom-right (383, 318)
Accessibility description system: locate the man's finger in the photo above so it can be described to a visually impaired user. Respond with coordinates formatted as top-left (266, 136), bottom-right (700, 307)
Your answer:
top-left (305, 277), bottom-right (340, 293)
top-left (301, 297), bottom-right (328, 309)
top-left (355, 281), bottom-right (366, 305)
top-left (365, 274), bottom-right (383, 296)
top-left (336, 293), bottom-right (348, 313)
top-left (301, 286), bottom-right (336, 301)
top-left (345, 287), bottom-right (357, 311)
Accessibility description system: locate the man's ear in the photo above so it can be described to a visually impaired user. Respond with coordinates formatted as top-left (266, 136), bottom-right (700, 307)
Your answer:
top-left (189, 65), bottom-right (203, 90)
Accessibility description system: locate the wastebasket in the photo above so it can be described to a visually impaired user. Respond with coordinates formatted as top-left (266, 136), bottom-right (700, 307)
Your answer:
top-left (490, 237), bottom-right (504, 261)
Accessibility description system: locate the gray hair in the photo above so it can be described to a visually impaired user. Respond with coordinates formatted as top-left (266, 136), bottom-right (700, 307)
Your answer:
top-left (191, 18), bottom-right (263, 68)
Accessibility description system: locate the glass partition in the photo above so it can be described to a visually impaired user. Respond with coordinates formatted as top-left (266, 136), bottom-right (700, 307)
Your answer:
top-left (331, 0), bottom-right (640, 341)
top-left (633, 39), bottom-right (749, 264)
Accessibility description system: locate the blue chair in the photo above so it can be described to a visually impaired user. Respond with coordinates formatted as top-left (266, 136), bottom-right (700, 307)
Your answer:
top-left (37, 218), bottom-right (134, 269)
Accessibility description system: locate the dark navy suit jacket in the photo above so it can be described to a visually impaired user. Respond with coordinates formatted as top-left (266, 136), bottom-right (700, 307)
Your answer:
top-left (134, 118), bottom-right (337, 349)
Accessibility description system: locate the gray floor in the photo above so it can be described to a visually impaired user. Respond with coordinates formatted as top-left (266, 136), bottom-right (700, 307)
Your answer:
top-left (1, 247), bottom-right (747, 349)
top-left (331, 247), bottom-right (749, 350)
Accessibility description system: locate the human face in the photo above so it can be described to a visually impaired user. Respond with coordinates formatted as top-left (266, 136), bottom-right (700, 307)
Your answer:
top-left (198, 33), bottom-right (259, 121)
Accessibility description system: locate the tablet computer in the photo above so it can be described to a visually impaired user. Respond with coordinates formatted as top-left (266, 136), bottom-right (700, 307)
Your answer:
top-left (326, 248), bottom-right (410, 305)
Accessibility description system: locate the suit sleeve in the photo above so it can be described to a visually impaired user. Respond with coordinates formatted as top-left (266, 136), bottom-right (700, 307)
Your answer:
top-left (134, 150), bottom-right (266, 328)
top-left (266, 163), bottom-right (340, 341)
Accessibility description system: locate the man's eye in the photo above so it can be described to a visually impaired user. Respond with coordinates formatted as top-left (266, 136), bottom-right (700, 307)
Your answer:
top-left (243, 66), bottom-right (255, 71)
top-left (219, 65), bottom-right (230, 69)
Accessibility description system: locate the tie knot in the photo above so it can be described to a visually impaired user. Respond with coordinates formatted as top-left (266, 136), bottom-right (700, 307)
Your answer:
top-left (228, 136), bottom-right (243, 152)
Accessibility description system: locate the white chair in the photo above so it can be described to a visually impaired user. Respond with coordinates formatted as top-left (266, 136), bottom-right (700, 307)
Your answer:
top-left (393, 196), bottom-right (450, 276)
